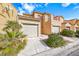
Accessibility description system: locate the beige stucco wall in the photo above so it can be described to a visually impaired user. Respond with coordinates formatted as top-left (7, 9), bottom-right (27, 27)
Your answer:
top-left (44, 14), bottom-right (49, 22)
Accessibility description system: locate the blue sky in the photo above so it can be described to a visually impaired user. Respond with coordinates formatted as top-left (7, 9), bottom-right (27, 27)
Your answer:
top-left (13, 3), bottom-right (79, 20)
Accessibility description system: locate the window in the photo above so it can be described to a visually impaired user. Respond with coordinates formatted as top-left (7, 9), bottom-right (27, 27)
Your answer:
top-left (48, 16), bottom-right (50, 20)
top-left (38, 15), bottom-right (41, 18)
top-left (66, 27), bottom-right (70, 30)
top-left (35, 14), bottom-right (42, 19)
top-left (54, 17), bottom-right (57, 20)
top-left (76, 27), bottom-right (79, 30)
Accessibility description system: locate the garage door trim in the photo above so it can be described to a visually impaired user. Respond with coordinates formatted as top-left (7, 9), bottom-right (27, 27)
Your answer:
top-left (22, 23), bottom-right (39, 37)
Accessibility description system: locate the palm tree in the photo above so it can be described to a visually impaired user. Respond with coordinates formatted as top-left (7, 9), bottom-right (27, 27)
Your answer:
top-left (3, 20), bottom-right (22, 32)
top-left (0, 4), bottom-right (25, 40)
top-left (2, 20), bottom-right (25, 40)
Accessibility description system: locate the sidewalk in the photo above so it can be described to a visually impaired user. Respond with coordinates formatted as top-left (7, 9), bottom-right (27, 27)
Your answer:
top-left (61, 36), bottom-right (76, 42)
top-left (33, 38), bottom-right (79, 56)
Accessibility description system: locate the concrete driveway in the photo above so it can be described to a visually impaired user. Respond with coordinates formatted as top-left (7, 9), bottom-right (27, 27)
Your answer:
top-left (18, 35), bottom-right (50, 56)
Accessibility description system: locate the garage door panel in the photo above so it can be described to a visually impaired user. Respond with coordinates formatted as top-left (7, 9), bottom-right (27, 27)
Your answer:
top-left (22, 24), bottom-right (38, 37)
top-left (52, 26), bottom-right (60, 33)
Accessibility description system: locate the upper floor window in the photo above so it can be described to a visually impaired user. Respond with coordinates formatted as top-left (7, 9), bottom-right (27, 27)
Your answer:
top-left (48, 16), bottom-right (50, 20)
top-left (54, 17), bottom-right (57, 20)
top-left (54, 16), bottom-right (60, 21)
top-left (35, 14), bottom-right (42, 19)
top-left (76, 27), bottom-right (79, 30)
top-left (66, 27), bottom-right (70, 30)
top-left (37, 15), bottom-right (41, 18)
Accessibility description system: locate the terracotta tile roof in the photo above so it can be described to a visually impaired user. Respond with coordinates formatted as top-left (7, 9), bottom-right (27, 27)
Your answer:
top-left (63, 20), bottom-right (79, 25)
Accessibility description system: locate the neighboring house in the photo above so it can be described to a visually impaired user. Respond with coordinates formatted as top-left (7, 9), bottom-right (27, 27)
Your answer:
top-left (62, 20), bottom-right (79, 32)
top-left (51, 15), bottom-right (64, 33)
top-left (0, 3), bottom-right (17, 32)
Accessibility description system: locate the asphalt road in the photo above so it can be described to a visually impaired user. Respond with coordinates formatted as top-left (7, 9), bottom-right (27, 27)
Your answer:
top-left (68, 49), bottom-right (79, 56)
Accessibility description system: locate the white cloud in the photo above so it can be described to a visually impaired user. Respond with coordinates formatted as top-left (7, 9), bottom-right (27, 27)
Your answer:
top-left (37, 4), bottom-right (42, 7)
top-left (45, 3), bottom-right (48, 6)
top-left (21, 3), bottom-right (35, 13)
top-left (35, 4), bottom-right (39, 7)
top-left (61, 3), bottom-right (71, 7)
top-left (73, 6), bottom-right (79, 10)
top-left (18, 7), bottom-right (25, 15)
top-left (20, 3), bottom-right (48, 14)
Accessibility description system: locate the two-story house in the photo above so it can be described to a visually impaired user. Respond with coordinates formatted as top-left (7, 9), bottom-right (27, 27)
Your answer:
top-left (51, 15), bottom-right (64, 33)
top-left (18, 12), bottom-right (41, 38)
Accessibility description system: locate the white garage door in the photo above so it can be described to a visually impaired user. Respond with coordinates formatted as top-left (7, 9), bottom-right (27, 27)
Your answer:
top-left (22, 24), bottom-right (38, 38)
top-left (52, 26), bottom-right (60, 33)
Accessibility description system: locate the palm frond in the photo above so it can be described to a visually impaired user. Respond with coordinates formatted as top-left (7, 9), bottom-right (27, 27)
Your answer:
top-left (15, 32), bottom-right (23, 38)
top-left (6, 8), bottom-right (10, 18)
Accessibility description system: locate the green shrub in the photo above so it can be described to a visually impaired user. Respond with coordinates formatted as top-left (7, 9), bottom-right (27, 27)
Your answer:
top-left (46, 34), bottom-right (66, 48)
top-left (75, 30), bottom-right (79, 37)
top-left (61, 29), bottom-right (75, 37)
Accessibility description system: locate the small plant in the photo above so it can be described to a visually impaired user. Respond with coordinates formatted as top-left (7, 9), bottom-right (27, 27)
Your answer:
top-left (46, 34), bottom-right (66, 48)
top-left (60, 29), bottom-right (75, 37)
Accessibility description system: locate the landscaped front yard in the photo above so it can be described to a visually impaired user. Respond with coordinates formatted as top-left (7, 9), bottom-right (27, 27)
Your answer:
top-left (0, 22), bottom-right (79, 56)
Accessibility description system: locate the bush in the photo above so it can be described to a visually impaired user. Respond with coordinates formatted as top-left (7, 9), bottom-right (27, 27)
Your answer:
top-left (75, 30), bottom-right (79, 37)
top-left (46, 34), bottom-right (66, 48)
top-left (61, 29), bottom-right (75, 37)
